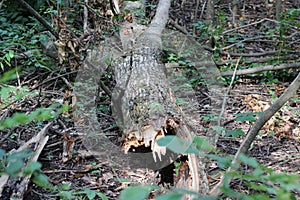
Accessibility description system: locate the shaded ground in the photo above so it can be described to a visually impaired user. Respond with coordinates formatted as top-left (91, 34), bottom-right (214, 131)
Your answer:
top-left (1, 0), bottom-right (300, 199)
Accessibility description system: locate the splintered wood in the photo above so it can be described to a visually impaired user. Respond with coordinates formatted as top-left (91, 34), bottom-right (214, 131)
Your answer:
top-left (122, 118), bottom-right (180, 162)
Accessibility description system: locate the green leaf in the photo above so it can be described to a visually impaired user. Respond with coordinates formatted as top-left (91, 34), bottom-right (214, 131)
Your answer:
top-left (84, 188), bottom-right (96, 200)
top-left (8, 50), bottom-right (14, 58)
top-left (193, 136), bottom-right (213, 152)
top-left (5, 159), bottom-right (23, 177)
top-left (0, 149), bottom-right (5, 160)
top-left (96, 191), bottom-right (109, 200)
top-left (23, 161), bottom-right (41, 175)
top-left (32, 173), bottom-right (49, 187)
top-left (252, 168), bottom-right (264, 177)
top-left (4, 58), bottom-right (11, 66)
top-left (5, 53), bottom-right (11, 63)
top-left (267, 173), bottom-right (299, 184)
top-left (249, 194), bottom-right (269, 200)
top-left (238, 154), bottom-right (259, 168)
top-left (60, 183), bottom-right (72, 191)
top-left (234, 112), bottom-right (260, 123)
top-left (276, 188), bottom-right (296, 200)
top-left (283, 183), bottom-right (300, 192)
top-left (210, 126), bottom-right (226, 134)
top-left (119, 186), bottom-right (152, 200)
top-left (60, 191), bottom-right (73, 200)
top-left (207, 154), bottom-right (233, 169)
top-left (246, 182), bottom-right (267, 191)
top-left (193, 196), bottom-right (218, 200)
top-left (156, 193), bottom-right (182, 200)
top-left (157, 136), bottom-right (198, 154)
top-left (225, 129), bottom-right (245, 138)
top-left (0, 68), bottom-right (18, 83)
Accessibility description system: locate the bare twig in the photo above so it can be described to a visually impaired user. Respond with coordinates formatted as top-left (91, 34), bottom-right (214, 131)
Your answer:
top-left (217, 57), bottom-right (241, 129)
top-left (110, 0), bottom-right (120, 14)
top-left (210, 71), bottom-right (300, 196)
top-left (16, 0), bottom-right (59, 39)
top-left (220, 49), bottom-right (299, 57)
top-left (221, 62), bottom-right (300, 76)
top-left (0, 0), bottom-right (4, 10)
top-left (199, 0), bottom-right (207, 20)
top-left (149, 0), bottom-right (171, 35)
top-left (223, 18), bottom-right (300, 35)
top-left (196, 55), bottom-right (298, 67)
top-left (83, 0), bottom-right (88, 34)
top-left (222, 36), bottom-right (270, 51)
top-left (43, 169), bottom-right (91, 174)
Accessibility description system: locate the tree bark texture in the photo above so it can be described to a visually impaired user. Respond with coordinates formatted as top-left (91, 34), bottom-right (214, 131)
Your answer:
top-left (75, 0), bottom-right (222, 196)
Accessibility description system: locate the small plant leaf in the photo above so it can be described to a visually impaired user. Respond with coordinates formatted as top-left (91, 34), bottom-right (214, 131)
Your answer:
top-left (96, 191), bottom-right (109, 200)
top-left (157, 136), bottom-right (198, 154)
top-left (23, 161), bottom-right (41, 175)
top-left (225, 129), bottom-right (245, 138)
top-left (238, 154), bottom-right (259, 168)
top-left (119, 186), bottom-right (152, 200)
top-left (156, 193), bottom-right (182, 200)
top-left (32, 173), bottom-right (49, 187)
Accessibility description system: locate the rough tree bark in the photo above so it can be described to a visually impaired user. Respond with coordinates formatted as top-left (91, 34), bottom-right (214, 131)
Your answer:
top-left (75, 0), bottom-right (221, 198)
top-left (111, 0), bottom-right (203, 195)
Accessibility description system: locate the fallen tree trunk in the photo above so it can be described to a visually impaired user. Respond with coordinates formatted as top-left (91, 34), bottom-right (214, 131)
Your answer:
top-left (74, 0), bottom-right (222, 197)
top-left (111, 0), bottom-right (202, 195)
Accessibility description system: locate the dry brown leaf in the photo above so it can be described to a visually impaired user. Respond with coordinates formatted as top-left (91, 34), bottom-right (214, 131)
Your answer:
top-left (54, 40), bottom-right (66, 64)
top-left (122, 28), bottom-right (130, 35)
top-left (62, 133), bottom-right (75, 163)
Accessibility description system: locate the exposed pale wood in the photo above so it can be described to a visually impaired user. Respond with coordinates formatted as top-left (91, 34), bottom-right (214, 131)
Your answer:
top-left (77, 1), bottom-right (222, 196)
top-left (12, 135), bottom-right (49, 199)
top-left (0, 122), bottom-right (52, 198)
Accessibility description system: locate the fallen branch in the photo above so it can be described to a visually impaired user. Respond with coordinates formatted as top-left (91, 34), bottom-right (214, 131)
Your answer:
top-left (217, 57), bottom-right (241, 140)
top-left (0, 123), bottom-right (52, 198)
top-left (195, 55), bottom-right (298, 67)
top-left (169, 16), bottom-right (300, 60)
top-left (221, 62), bottom-right (300, 76)
top-left (216, 49), bottom-right (299, 57)
top-left (210, 71), bottom-right (300, 196)
top-left (16, 0), bottom-right (59, 39)
top-left (222, 18), bottom-right (300, 35)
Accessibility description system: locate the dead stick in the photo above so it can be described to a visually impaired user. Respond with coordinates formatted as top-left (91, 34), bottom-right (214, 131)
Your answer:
top-left (16, 0), bottom-right (59, 39)
top-left (0, 123), bottom-right (52, 198)
top-left (210, 71), bottom-right (300, 196)
top-left (221, 62), bottom-right (300, 76)
top-left (12, 135), bottom-right (49, 199)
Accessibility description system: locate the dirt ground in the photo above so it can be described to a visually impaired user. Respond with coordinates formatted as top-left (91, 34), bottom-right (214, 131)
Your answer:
top-left (1, 0), bottom-right (300, 199)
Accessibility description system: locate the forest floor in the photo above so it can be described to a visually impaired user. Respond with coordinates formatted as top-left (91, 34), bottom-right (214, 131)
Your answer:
top-left (1, 0), bottom-right (300, 199)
